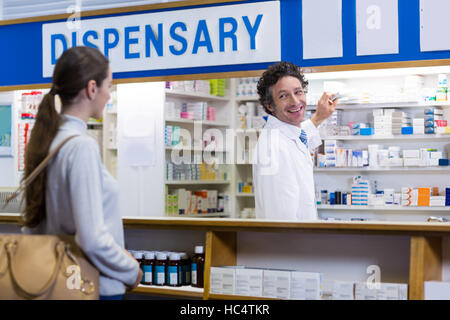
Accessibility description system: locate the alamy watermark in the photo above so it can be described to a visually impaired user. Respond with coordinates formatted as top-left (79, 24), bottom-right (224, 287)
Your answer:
top-left (167, 123), bottom-right (281, 176)
top-left (66, 0), bottom-right (82, 30)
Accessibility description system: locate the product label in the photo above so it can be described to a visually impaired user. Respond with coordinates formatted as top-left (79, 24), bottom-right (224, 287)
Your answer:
top-left (155, 265), bottom-right (165, 285)
top-left (191, 263), bottom-right (197, 285)
top-left (181, 264), bottom-right (191, 285)
top-left (168, 266), bottom-right (178, 285)
top-left (142, 265), bottom-right (152, 283)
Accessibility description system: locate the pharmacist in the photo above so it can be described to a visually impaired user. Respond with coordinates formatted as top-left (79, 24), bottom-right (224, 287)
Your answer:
top-left (253, 62), bottom-right (337, 220)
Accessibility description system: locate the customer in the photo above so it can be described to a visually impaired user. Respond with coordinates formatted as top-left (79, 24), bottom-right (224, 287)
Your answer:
top-left (253, 62), bottom-right (337, 220)
top-left (22, 46), bottom-right (142, 300)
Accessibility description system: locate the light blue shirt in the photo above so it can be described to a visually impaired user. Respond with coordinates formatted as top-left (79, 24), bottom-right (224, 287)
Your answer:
top-left (23, 115), bottom-right (139, 296)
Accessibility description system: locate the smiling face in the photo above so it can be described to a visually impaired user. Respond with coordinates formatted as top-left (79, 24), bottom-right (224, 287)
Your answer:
top-left (266, 76), bottom-right (307, 127)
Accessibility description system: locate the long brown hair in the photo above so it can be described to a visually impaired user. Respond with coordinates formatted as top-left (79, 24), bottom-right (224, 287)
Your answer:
top-left (23, 46), bottom-right (109, 228)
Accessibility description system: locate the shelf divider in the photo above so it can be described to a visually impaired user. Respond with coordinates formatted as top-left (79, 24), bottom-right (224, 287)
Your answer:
top-left (204, 231), bottom-right (237, 300)
top-left (409, 236), bottom-right (442, 300)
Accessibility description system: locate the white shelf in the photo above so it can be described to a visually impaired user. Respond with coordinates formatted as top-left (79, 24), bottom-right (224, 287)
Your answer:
top-left (236, 193), bottom-right (255, 197)
top-left (165, 180), bottom-right (230, 185)
top-left (165, 89), bottom-right (229, 101)
top-left (308, 102), bottom-right (450, 111)
top-left (165, 145), bottom-right (228, 152)
top-left (87, 121), bottom-right (103, 126)
top-left (165, 118), bottom-right (229, 127)
top-left (321, 134), bottom-right (450, 141)
top-left (166, 213), bottom-right (230, 218)
top-left (317, 205), bottom-right (450, 211)
top-left (134, 284), bottom-right (204, 298)
top-left (314, 167), bottom-right (450, 173)
top-left (236, 95), bottom-right (259, 102)
top-left (236, 128), bottom-right (263, 134)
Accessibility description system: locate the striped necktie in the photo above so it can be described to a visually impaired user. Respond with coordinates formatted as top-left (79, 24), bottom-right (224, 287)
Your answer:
top-left (299, 129), bottom-right (308, 148)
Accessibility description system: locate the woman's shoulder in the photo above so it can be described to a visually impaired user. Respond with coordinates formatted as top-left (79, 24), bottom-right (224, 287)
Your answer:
top-left (52, 133), bottom-right (100, 159)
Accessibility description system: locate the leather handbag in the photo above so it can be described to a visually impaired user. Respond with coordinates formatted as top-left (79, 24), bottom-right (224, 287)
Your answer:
top-left (0, 135), bottom-right (99, 300)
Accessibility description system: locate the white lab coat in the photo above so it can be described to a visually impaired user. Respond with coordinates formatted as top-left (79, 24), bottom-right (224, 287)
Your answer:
top-left (253, 115), bottom-right (322, 220)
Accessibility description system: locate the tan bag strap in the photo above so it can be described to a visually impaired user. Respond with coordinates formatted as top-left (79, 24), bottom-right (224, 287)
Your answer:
top-left (5, 135), bottom-right (79, 205)
top-left (5, 240), bottom-right (67, 298)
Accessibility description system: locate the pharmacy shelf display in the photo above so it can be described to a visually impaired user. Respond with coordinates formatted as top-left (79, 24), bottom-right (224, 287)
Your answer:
top-left (312, 71), bottom-right (450, 221)
top-left (164, 80), bottom-right (233, 219)
top-left (231, 72), bottom-right (450, 222)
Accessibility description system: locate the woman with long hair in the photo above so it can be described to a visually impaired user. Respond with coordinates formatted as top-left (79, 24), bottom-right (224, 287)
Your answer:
top-left (23, 46), bottom-right (142, 300)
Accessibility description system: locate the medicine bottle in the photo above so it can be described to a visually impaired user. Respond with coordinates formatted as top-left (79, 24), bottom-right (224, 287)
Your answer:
top-left (180, 252), bottom-right (191, 285)
top-left (133, 251), bottom-right (145, 284)
top-left (167, 253), bottom-right (182, 287)
top-left (141, 251), bottom-right (155, 285)
top-left (154, 252), bottom-right (167, 286)
top-left (191, 246), bottom-right (205, 288)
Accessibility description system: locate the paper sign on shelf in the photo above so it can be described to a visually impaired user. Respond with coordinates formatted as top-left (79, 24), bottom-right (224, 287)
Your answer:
top-left (302, 0), bottom-right (343, 60)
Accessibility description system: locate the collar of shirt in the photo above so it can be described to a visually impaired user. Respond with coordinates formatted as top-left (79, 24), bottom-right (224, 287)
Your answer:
top-left (265, 114), bottom-right (303, 141)
top-left (60, 114), bottom-right (88, 134)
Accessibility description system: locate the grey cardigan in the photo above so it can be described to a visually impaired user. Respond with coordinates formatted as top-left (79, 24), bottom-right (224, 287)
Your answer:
top-left (23, 115), bottom-right (139, 296)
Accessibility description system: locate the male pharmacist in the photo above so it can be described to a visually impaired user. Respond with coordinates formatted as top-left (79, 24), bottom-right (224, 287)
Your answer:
top-left (253, 62), bottom-right (337, 220)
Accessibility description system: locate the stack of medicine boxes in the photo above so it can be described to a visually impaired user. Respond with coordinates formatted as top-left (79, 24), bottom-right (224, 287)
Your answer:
top-left (351, 176), bottom-right (370, 205)
top-left (324, 140), bottom-right (337, 167)
top-left (373, 109), bottom-right (411, 135)
top-left (425, 107), bottom-right (444, 134)
top-left (210, 267), bottom-right (322, 300)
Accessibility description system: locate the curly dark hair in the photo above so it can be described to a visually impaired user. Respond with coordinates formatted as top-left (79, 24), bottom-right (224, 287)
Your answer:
top-left (257, 62), bottom-right (309, 115)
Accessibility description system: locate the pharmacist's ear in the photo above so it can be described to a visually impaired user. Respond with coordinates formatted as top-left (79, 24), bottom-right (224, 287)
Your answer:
top-left (265, 103), bottom-right (275, 115)
top-left (86, 79), bottom-right (97, 100)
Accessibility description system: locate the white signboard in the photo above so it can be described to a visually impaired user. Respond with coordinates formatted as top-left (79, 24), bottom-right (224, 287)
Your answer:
top-left (42, 1), bottom-right (281, 77)
top-left (420, 0), bottom-right (450, 52)
top-left (302, 0), bottom-right (343, 60)
top-left (356, 0), bottom-right (399, 56)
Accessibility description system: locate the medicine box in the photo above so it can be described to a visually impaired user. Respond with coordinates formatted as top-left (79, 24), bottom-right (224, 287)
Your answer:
top-left (401, 127), bottom-right (413, 134)
top-left (263, 269), bottom-right (291, 299)
top-left (210, 267), bottom-right (236, 295)
top-left (424, 281), bottom-right (450, 300)
top-left (235, 268), bottom-right (263, 297)
top-left (290, 272), bottom-right (322, 300)
top-left (360, 128), bottom-right (374, 135)
top-left (355, 282), bottom-right (408, 300)
top-left (332, 281), bottom-right (355, 300)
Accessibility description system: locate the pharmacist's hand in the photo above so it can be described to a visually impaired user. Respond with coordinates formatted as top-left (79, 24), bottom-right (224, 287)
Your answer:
top-left (311, 92), bottom-right (337, 127)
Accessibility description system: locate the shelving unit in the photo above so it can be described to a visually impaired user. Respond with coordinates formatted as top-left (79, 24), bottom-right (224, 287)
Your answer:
top-left (165, 118), bottom-right (229, 127)
top-left (132, 284), bottom-right (204, 299)
top-left (317, 205), bottom-right (449, 211)
top-left (1, 214), bottom-right (448, 300)
top-left (102, 105), bottom-right (118, 177)
top-left (164, 81), bottom-right (235, 218)
top-left (322, 134), bottom-right (450, 141)
top-left (165, 180), bottom-right (230, 185)
top-left (308, 102), bottom-right (450, 111)
top-left (165, 89), bottom-right (229, 102)
top-left (314, 167), bottom-right (450, 173)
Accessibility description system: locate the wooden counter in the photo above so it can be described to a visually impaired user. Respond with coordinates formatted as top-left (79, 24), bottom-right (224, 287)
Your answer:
top-left (1, 213), bottom-right (449, 300)
top-left (122, 216), bottom-right (450, 235)
top-left (3, 214), bottom-right (450, 234)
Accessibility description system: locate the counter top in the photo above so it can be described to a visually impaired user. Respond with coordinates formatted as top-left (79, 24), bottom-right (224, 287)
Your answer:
top-left (2, 214), bottom-right (450, 235)
top-left (121, 216), bottom-right (450, 234)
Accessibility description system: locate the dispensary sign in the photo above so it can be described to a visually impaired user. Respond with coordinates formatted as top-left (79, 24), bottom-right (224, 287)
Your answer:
top-left (42, 1), bottom-right (281, 77)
